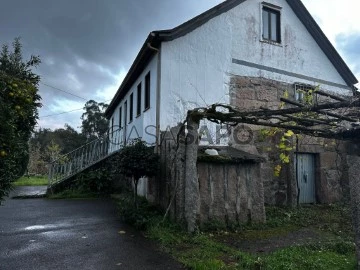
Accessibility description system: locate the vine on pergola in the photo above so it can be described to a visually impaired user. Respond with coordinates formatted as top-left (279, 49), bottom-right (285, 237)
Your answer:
top-left (181, 90), bottom-right (360, 265)
top-left (185, 89), bottom-right (360, 177)
top-left (186, 91), bottom-right (360, 141)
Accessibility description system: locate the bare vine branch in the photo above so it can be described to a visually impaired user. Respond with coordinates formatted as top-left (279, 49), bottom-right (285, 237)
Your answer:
top-left (185, 95), bottom-right (360, 141)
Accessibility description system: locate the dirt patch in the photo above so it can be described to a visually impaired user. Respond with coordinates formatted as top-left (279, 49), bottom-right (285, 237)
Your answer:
top-left (215, 227), bottom-right (333, 254)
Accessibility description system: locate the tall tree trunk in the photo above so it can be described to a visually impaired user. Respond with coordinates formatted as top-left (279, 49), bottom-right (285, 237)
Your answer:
top-left (347, 155), bottom-right (360, 269)
top-left (184, 117), bottom-right (200, 233)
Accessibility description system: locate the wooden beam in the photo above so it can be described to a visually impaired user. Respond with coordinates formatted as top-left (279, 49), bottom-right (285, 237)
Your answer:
top-left (188, 97), bottom-right (360, 142)
top-left (280, 98), bottom-right (305, 107)
top-left (317, 110), bottom-right (356, 122)
top-left (315, 90), bottom-right (347, 102)
top-left (201, 112), bottom-right (339, 138)
top-left (284, 114), bottom-right (334, 125)
top-left (241, 99), bottom-right (360, 118)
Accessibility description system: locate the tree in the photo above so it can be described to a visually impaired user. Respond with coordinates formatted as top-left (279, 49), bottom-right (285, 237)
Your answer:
top-left (31, 124), bottom-right (86, 155)
top-left (0, 38), bottom-right (41, 201)
top-left (31, 125), bottom-right (86, 156)
top-left (27, 125), bottom-right (86, 177)
top-left (81, 100), bottom-right (109, 140)
top-left (115, 140), bottom-right (159, 206)
top-left (27, 141), bottom-right (45, 175)
top-left (55, 124), bottom-right (87, 153)
top-left (45, 140), bottom-right (63, 163)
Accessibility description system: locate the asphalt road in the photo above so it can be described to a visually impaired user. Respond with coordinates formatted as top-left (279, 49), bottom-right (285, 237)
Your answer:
top-left (0, 197), bottom-right (184, 270)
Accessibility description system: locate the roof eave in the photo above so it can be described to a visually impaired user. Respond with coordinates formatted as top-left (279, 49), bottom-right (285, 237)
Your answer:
top-left (105, 33), bottom-right (161, 118)
top-left (154, 0), bottom-right (246, 41)
top-left (106, 0), bottom-right (358, 119)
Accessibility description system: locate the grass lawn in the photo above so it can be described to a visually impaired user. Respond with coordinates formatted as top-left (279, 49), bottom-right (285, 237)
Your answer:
top-left (114, 193), bottom-right (357, 269)
top-left (47, 190), bottom-right (99, 199)
top-left (14, 176), bottom-right (48, 186)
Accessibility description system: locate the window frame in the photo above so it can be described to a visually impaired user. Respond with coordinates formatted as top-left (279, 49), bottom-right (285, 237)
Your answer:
top-left (111, 117), bottom-right (114, 138)
top-left (119, 106), bottom-right (122, 129)
top-left (137, 82), bottom-right (142, 117)
top-left (294, 83), bottom-right (317, 104)
top-left (262, 3), bottom-right (282, 44)
top-left (144, 72), bottom-right (151, 111)
top-left (129, 93), bottom-right (134, 123)
top-left (124, 100), bottom-right (128, 124)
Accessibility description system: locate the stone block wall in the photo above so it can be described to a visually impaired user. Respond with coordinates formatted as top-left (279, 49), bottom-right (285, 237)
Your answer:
top-left (230, 76), bottom-right (289, 111)
top-left (197, 162), bottom-right (265, 225)
top-left (154, 128), bottom-right (266, 227)
top-left (229, 75), bottom-right (350, 205)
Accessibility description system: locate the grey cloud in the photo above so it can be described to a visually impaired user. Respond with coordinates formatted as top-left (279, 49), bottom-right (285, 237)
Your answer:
top-left (0, 0), bottom-right (223, 129)
top-left (336, 34), bottom-right (360, 76)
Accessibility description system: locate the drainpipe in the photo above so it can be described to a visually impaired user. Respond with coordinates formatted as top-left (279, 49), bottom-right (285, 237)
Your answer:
top-left (147, 37), bottom-right (161, 153)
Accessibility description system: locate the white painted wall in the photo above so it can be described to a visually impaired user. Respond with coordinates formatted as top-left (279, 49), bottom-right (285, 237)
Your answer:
top-left (229, 0), bottom-right (349, 93)
top-left (160, 14), bottom-right (233, 129)
top-left (159, 0), bottom-right (352, 131)
top-left (109, 0), bottom-right (354, 148)
top-left (109, 54), bottom-right (158, 152)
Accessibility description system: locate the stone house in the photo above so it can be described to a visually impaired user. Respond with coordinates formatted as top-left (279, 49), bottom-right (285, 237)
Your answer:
top-left (105, 0), bottom-right (358, 213)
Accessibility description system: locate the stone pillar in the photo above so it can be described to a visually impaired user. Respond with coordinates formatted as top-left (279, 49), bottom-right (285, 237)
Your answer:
top-left (347, 154), bottom-right (360, 269)
top-left (172, 125), bottom-right (186, 222)
top-left (184, 118), bottom-right (200, 232)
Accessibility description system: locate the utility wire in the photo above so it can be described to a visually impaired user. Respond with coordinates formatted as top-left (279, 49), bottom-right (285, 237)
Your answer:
top-left (37, 77), bottom-right (113, 118)
top-left (40, 82), bottom-right (88, 101)
top-left (41, 103), bottom-right (52, 111)
top-left (39, 99), bottom-right (112, 118)
top-left (5, 74), bottom-right (112, 118)
top-left (40, 108), bottom-right (84, 118)
top-left (4, 74), bottom-right (88, 101)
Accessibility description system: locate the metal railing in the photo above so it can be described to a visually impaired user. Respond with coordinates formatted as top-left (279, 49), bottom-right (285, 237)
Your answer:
top-left (48, 128), bottom-right (124, 187)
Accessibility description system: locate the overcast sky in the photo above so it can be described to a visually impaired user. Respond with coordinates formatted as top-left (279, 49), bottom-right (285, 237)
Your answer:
top-left (1, 0), bottom-right (359, 131)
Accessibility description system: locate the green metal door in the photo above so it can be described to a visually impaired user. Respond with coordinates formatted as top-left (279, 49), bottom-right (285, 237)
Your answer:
top-left (295, 154), bottom-right (316, 204)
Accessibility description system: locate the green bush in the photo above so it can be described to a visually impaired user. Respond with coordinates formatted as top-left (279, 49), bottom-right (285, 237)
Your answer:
top-left (115, 192), bottom-right (162, 230)
top-left (72, 166), bottom-right (113, 194)
top-left (113, 139), bottom-right (159, 206)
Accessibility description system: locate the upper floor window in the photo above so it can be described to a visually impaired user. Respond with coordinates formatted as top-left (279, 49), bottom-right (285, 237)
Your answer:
top-left (137, 82), bottom-right (142, 116)
top-left (144, 72), bottom-right (151, 110)
top-left (262, 5), bottom-right (281, 43)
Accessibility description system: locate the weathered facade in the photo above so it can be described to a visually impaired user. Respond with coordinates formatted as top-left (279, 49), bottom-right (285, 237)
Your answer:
top-left (105, 0), bottom-right (358, 212)
top-left (106, 0), bottom-right (356, 144)
top-left (230, 76), bottom-right (350, 205)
